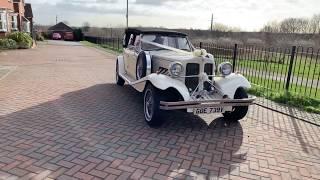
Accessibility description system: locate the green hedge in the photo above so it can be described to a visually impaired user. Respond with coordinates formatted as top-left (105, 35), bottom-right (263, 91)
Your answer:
top-left (0, 38), bottom-right (17, 49)
top-left (73, 28), bottom-right (84, 41)
top-left (7, 32), bottom-right (33, 49)
top-left (36, 33), bottom-right (45, 41)
top-left (41, 32), bottom-right (51, 40)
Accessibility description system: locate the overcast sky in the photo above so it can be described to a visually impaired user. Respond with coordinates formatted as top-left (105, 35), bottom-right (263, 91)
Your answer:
top-left (26, 0), bottom-right (320, 31)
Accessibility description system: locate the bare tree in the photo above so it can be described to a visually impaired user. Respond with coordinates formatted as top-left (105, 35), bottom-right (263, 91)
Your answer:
top-left (212, 23), bottom-right (241, 32)
top-left (309, 14), bottom-right (320, 34)
top-left (261, 15), bottom-right (320, 34)
top-left (296, 18), bottom-right (309, 33)
top-left (280, 18), bottom-right (299, 33)
top-left (260, 21), bottom-right (280, 33)
top-left (82, 22), bottom-right (90, 32)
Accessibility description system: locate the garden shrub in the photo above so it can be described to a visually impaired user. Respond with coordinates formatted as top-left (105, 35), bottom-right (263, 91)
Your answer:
top-left (42, 32), bottom-right (51, 40)
top-left (7, 32), bottom-right (33, 49)
top-left (36, 33), bottom-right (45, 41)
top-left (0, 38), bottom-right (17, 49)
top-left (73, 28), bottom-right (84, 41)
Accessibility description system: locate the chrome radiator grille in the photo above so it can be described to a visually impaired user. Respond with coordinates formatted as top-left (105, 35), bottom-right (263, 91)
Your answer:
top-left (204, 63), bottom-right (213, 90)
top-left (204, 63), bottom-right (213, 79)
top-left (185, 63), bottom-right (199, 91)
top-left (185, 63), bottom-right (214, 92)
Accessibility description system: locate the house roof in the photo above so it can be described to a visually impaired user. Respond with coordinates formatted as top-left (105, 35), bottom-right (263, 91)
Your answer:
top-left (24, 3), bottom-right (33, 18)
top-left (125, 27), bottom-right (187, 37)
top-left (48, 22), bottom-right (73, 32)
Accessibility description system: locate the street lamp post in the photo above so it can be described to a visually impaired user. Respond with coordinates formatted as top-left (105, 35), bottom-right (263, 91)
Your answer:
top-left (126, 0), bottom-right (128, 28)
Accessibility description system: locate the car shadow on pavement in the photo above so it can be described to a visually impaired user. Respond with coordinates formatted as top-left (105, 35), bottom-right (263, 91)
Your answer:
top-left (0, 83), bottom-right (245, 179)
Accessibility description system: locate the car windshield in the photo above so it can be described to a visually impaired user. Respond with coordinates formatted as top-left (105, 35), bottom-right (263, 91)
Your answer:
top-left (141, 34), bottom-right (192, 52)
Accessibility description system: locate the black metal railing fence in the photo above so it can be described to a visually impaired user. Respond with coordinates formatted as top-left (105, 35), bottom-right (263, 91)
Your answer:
top-left (199, 42), bottom-right (320, 100)
top-left (84, 36), bottom-right (122, 52)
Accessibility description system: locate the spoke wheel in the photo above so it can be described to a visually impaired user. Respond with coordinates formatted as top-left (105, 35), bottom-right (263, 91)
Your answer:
top-left (143, 84), bottom-right (164, 127)
top-left (144, 89), bottom-right (154, 121)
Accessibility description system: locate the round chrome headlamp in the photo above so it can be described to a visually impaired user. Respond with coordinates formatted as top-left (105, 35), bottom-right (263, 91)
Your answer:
top-left (218, 62), bottom-right (233, 76)
top-left (169, 62), bottom-right (183, 77)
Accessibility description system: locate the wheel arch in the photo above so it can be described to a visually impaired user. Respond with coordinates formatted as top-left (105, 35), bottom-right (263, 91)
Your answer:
top-left (214, 73), bottom-right (251, 99)
top-left (116, 55), bottom-right (125, 76)
top-left (140, 75), bottom-right (190, 101)
top-left (143, 81), bottom-right (185, 102)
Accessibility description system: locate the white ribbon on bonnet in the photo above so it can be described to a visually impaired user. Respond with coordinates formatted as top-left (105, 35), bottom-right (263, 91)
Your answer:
top-left (140, 39), bottom-right (208, 57)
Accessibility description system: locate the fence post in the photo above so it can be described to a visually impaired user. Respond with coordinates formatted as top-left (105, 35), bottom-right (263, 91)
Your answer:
top-left (199, 42), bottom-right (202, 49)
top-left (285, 46), bottom-right (296, 91)
top-left (117, 38), bottom-right (120, 50)
top-left (232, 44), bottom-right (238, 72)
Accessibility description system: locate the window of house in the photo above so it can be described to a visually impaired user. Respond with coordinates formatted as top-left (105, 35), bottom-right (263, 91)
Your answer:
top-left (23, 21), bottom-right (30, 33)
top-left (11, 14), bottom-right (18, 31)
top-left (0, 12), bottom-right (8, 32)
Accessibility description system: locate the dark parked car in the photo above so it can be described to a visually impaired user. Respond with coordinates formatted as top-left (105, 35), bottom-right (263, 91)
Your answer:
top-left (64, 32), bottom-right (74, 41)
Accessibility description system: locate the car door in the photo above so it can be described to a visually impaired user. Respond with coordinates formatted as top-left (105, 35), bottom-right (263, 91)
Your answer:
top-left (124, 35), bottom-right (141, 80)
top-left (123, 34), bottom-right (135, 77)
top-left (128, 35), bottom-right (141, 80)
top-left (126, 47), bottom-right (136, 79)
top-left (123, 48), bottom-right (132, 75)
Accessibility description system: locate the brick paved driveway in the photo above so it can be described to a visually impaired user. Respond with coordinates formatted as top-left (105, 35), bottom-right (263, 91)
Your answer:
top-left (0, 41), bottom-right (319, 180)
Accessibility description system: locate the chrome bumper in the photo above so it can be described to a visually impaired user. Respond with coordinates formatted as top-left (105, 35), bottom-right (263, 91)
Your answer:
top-left (160, 97), bottom-right (256, 110)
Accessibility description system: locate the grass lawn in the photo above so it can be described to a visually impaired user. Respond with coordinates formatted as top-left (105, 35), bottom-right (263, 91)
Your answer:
top-left (248, 84), bottom-right (320, 114)
top-left (236, 58), bottom-right (320, 79)
top-left (211, 49), bottom-right (320, 79)
top-left (245, 74), bottom-right (320, 99)
top-left (81, 41), bottom-right (123, 54)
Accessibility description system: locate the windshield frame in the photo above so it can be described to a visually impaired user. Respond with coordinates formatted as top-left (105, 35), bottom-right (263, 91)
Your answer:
top-left (140, 33), bottom-right (194, 52)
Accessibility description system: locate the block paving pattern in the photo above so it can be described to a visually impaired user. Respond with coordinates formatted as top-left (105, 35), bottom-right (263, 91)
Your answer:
top-left (0, 41), bottom-right (319, 180)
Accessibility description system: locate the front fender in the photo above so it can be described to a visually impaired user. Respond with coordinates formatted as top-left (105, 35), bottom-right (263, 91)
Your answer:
top-left (214, 73), bottom-right (251, 98)
top-left (117, 55), bottom-right (125, 75)
top-left (131, 74), bottom-right (191, 101)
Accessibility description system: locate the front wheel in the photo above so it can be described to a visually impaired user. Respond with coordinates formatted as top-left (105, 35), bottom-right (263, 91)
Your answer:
top-left (144, 84), bottom-right (164, 127)
top-left (223, 88), bottom-right (249, 122)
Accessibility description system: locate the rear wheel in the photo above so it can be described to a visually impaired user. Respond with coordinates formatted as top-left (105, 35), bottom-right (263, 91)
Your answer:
top-left (223, 88), bottom-right (249, 121)
top-left (116, 60), bottom-right (125, 86)
top-left (144, 84), bottom-right (164, 127)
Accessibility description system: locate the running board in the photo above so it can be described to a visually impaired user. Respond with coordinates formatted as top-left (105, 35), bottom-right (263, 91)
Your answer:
top-left (119, 73), bottom-right (148, 92)
top-left (119, 73), bottom-right (135, 84)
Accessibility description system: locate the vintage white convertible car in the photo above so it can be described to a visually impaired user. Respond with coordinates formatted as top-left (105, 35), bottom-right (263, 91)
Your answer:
top-left (116, 28), bottom-right (255, 126)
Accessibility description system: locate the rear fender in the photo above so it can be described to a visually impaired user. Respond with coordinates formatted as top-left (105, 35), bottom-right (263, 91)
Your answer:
top-left (214, 73), bottom-right (251, 98)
